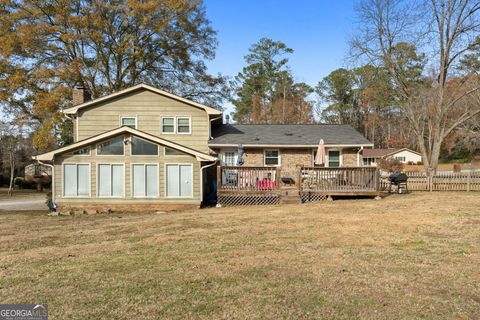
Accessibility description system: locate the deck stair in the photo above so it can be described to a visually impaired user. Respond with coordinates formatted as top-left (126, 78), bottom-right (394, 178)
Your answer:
top-left (280, 188), bottom-right (301, 204)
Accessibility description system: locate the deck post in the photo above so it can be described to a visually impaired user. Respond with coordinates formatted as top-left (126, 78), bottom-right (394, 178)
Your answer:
top-left (275, 167), bottom-right (281, 191)
top-left (216, 165), bottom-right (221, 191)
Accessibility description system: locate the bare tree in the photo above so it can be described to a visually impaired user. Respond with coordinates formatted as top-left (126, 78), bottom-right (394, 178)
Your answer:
top-left (0, 123), bottom-right (18, 196)
top-left (351, 0), bottom-right (480, 172)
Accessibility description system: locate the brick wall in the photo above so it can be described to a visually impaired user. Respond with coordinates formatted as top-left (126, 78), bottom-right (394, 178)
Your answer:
top-left (342, 148), bottom-right (359, 166)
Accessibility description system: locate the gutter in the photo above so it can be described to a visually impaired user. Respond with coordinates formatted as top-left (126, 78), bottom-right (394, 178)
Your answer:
top-left (35, 158), bottom-right (56, 210)
top-left (199, 160), bottom-right (217, 205)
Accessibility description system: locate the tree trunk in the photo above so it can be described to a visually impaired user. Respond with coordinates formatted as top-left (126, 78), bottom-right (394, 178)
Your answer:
top-left (8, 152), bottom-right (14, 196)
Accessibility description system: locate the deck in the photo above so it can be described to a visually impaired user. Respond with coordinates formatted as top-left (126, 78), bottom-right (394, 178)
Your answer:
top-left (216, 166), bottom-right (380, 206)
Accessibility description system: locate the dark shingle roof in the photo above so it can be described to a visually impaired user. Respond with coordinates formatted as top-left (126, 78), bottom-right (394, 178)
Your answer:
top-left (209, 124), bottom-right (372, 146)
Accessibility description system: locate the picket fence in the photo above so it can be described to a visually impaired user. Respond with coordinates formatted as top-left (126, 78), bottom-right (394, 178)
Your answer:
top-left (380, 171), bottom-right (480, 192)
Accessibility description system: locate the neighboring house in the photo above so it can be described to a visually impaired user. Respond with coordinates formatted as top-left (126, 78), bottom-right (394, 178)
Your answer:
top-left (34, 84), bottom-right (373, 211)
top-left (362, 148), bottom-right (423, 166)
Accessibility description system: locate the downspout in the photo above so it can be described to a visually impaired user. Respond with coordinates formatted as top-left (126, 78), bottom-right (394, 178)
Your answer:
top-left (199, 160), bottom-right (217, 205)
top-left (36, 158), bottom-right (55, 209)
top-left (357, 146), bottom-right (364, 166)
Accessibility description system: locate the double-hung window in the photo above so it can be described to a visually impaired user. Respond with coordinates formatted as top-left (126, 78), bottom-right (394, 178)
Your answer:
top-left (328, 151), bottom-right (340, 167)
top-left (98, 164), bottom-right (124, 197)
top-left (132, 164), bottom-right (158, 197)
top-left (264, 150), bottom-right (280, 166)
top-left (161, 117), bottom-right (175, 133)
top-left (121, 117), bottom-right (137, 129)
top-left (63, 164), bottom-right (90, 197)
top-left (161, 117), bottom-right (191, 134)
top-left (177, 117), bottom-right (191, 134)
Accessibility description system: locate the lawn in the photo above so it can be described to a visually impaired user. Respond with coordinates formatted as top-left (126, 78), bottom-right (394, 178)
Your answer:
top-left (0, 193), bottom-right (479, 319)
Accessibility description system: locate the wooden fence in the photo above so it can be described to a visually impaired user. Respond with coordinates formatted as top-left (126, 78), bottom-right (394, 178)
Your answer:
top-left (380, 171), bottom-right (480, 191)
top-left (300, 167), bottom-right (379, 196)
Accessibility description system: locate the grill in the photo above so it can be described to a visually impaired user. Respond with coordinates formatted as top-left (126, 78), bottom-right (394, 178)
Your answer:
top-left (387, 172), bottom-right (409, 193)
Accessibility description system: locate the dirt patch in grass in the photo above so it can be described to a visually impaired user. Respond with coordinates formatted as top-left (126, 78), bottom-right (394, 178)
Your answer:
top-left (0, 192), bottom-right (479, 319)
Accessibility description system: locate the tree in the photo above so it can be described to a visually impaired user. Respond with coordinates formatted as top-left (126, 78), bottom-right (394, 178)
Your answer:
top-left (0, 0), bottom-right (227, 151)
top-left (351, 0), bottom-right (480, 172)
top-left (231, 38), bottom-right (314, 124)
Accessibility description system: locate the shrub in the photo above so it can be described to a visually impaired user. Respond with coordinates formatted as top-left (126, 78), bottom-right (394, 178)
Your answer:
top-left (378, 157), bottom-right (403, 173)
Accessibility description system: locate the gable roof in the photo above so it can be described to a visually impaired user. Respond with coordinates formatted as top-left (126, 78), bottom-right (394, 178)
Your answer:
top-left (363, 148), bottom-right (422, 158)
top-left (208, 124), bottom-right (373, 147)
top-left (33, 126), bottom-right (216, 161)
top-left (62, 83), bottom-right (222, 115)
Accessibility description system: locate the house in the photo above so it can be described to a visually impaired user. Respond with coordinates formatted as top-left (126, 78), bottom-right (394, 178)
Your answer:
top-left (362, 148), bottom-right (423, 166)
top-left (34, 84), bottom-right (375, 211)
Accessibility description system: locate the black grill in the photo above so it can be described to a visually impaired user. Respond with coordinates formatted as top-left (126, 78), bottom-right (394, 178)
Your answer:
top-left (388, 172), bottom-right (408, 185)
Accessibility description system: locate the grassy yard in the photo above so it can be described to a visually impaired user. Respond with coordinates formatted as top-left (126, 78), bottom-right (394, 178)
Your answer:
top-left (0, 193), bottom-right (479, 319)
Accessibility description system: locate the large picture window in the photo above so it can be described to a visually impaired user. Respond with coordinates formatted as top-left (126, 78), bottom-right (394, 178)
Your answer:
top-left (98, 164), bottom-right (124, 197)
top-left (63, 164), bottom-right (89, 197)
top-left (132, 164), bottom-right (158, 197)
top-left (97, 136), bottom-right (124, 155)
top-left (131, 137), bottom-right (158, 155)
top-left (264, 150), bottom-right (280, 166)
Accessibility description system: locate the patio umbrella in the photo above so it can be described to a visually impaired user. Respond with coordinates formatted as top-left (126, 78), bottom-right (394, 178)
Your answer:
top-left (314, 139), bottom-right (326, 166)
top-left (236, 144), bottom-right (245, 165)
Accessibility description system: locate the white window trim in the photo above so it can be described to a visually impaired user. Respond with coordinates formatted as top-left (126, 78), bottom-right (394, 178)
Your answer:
top-left (176, 116), bottom-right (192, 135)
top-left (62, 163), bottom-right (91, 198)
top-left (161, 116), bottom-right (176, 134)
top-left (96, 135), bottom-right (126, 157)
top-left (96, 163), bottom-right (126, 198)
top-left (130, 163), bottom-right (160, 198)
top-left (326, 149), bottom-right (342, 168)
top-left (164, 163), bottom-right (194, 199)
top-left (160, 116), bottom-right (192, 135)
top-left (120, 116), bottom-right (137, 129)
top-left (71, 146), bottom-right (91, 156)
top-left (130, 136), bottom-right (159, 157)
top-left (221, 149), bottom-right (237, 166)
top-left (264, 149), bottom-right (281, 167)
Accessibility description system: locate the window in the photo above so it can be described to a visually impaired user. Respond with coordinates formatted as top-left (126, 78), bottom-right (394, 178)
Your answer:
top-left (131, 137), bottom-right (158, 155)
top-left (132, 164), bottom-right (158, 197)
top-left (395, 156), bottom-right (406, 162)
top-left (98, 164), bottom-right (124, 197)
top-left (97, 136), bottom-right (124, 155)
top-left (328, 151), bottom-right (340, 167)
top-left (363, 157), bottom-right (375, 166)
top-left (162, 117), bottom-right (175, 133)
top-left (121, 117), bottom-right (137, 129)
top-left (223, 151), bottom-right (237, 166)
top-left (177, 117), bottom-right (191, 134)
top-left (63, 164), bottom-right (89, 197)
top-left (264, 150), bottom-right (280, 166)
top-left (166, 164), bottom-right (192, 197)
top-left (165, 148), bottom-right (184, 156)
top-left (72, 147), bottom-right (90, 155)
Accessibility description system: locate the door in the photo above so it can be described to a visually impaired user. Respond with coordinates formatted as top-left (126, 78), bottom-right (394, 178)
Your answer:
top-left (166, 164), bottom-right (193, 197)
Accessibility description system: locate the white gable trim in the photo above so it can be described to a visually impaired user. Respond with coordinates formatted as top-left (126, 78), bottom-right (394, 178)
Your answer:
top-left (33, 126), bottom-right (216, 162)
top-left (62, 83), bottom-right (222, 116)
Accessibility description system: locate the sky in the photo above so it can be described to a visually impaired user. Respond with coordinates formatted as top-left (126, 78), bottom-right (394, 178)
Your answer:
top-left (203, 0), bottom-right (358, 115)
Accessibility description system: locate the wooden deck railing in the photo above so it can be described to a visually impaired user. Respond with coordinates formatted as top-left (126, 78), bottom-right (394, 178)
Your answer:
top-left (300, 167), bottom-right (379, 194)
top-left (217, 166), bottom-right (280, 193)
top-left (380, 171), bottom-right (480, 191)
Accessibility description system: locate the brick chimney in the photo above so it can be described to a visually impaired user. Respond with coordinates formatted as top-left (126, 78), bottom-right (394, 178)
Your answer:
top-left (72, 86), bottom-right (91, 106)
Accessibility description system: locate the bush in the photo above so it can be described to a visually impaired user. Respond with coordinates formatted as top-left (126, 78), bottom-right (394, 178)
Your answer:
top-left (13, 177), bottom-right (36, 189)
top-left (378, 157), bottom-right (403, 173)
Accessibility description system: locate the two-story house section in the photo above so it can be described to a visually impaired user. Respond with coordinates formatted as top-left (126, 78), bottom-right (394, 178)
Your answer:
top-left (34, 84), bottom-right (222, 212)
